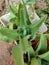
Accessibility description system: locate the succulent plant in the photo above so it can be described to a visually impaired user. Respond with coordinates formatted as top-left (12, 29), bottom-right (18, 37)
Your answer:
top-left (0, 0), bottom-right (49, 65)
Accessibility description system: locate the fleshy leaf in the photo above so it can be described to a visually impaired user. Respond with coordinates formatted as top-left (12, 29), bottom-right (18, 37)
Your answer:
top-left (24, 63), bottom-right (28, 65)
top-left (0, 33), bottom-right (13, 42)
top-left (39, 51), bottom-right (49, 62)
top-left (20, 37), bottom-right (29, 52)
top-left (24, 0), bottom-right (35, 4)
top-left (18, 3), bottom-right (26, 26)
top-left (10, 5), bottom-right (18, 16)
top-left (18, 3), bottom-right (31, 26)
top-left (8, 22), bottom-right (13, 30)
top-left (36, 34), bottom-right (47, 54)
top-left (31, 15), bottom-right (47, 39)
top-left (12, 44), bottom-right (24, 65)
top-left (9, 12), bottom-right (16, 22)
top-left (43, 7), bottom-right (49, 13)
top-left (36, 34), bottom-right (49, 40)
top-left (30, 58), bottom-right (40, 65)
top-left (0, 27), bottom-right (19, 40)
top-left (10, 12), bottom-right (16, 19)
top-left (27, 46), bottom-right (35, 57)
top-left (41, 59), bottom-right (49, 65)
top-left (9, 11), bottom-right (19, 26)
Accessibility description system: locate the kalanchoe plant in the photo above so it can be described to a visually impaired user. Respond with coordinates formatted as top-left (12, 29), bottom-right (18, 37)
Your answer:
top-left (0, 1), bottom-right (49, 65)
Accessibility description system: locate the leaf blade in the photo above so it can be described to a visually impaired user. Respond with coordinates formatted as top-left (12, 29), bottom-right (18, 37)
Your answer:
top-left (39, 51), bottom-right (49, 62)
top-left (12, 44), bottom-right (24, 65)
top-left (36, 34), bottom-right (47, 54)
top-left (0, 27), bottom-right (19, 40)
top-left (30, 58), bottom-right (40, 65)
top-left (31, 15), bottom-right (47, 39)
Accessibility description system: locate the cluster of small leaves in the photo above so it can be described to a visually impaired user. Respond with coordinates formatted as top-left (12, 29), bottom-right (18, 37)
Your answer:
top-left (0, 0), bottom-right (49, 65)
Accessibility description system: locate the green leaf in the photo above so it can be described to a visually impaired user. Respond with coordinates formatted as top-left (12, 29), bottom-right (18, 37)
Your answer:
top-left (31, 15), bottom-right (47, 39)
top-left (9, 15), bottom-right (19, 26)
top-left (24, 0), bottom-right (35, 4)
top-left (18, 3), bottom-right (25, 26)
top-left (47, 0), bottom-right (49, 4)
top-left (9, 12), bottom-right (16, 21)
top-left (18, 3), bottom-right (31, 26)
top-left (20, 37), bottom-right (29, 52)
top-left (27, 46), bottom-right (35, 57)
top-left (25, 35), bottom-right (31, 40)
top-left (10, 5), bottom-right (18, 16)
top-left (43, 7), bottom-right (49, 13)
top-left (39, 51), bottom-right (49, 62)
top-left (41, 59), bottom-right (49, 65)
top-left (28, 52), bottom-right (31, 62)
top-left (12, 44), bottom-right (24, 65)
top-left (23, 5), bottom-right (31, 25)
top-left (0, 33), bottom-right (13, 42)
top-left (36, 34), bottom-right (49, 40)
top-left (37, 58), bottom-right (41, 65)
top-left (30, 58), bottom-right (40, 65)
top-left (10, 12), bottom-right (16, 18)
top-left (9, 10), bottom-right (19, 26)
top-left (8, 22), bottom-right (13, 30)
top-left (0, 27), bottom-right (19, 40)
top-left (24, 63), bottom-right (28, 65)
top-left (36, 34), bottom-right (47, 54)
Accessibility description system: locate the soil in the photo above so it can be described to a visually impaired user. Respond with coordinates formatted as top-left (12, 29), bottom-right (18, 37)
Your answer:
top-left (35, 0), bottom-right (48, 11)
top-left (0, 41), bottom-right (14, 65)
top-left (0, 0), bottom-right (20, 16)
top-left (0, 0), bottom-right (6, 16)
top-left (0, 0), bottom-right (49, 16)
